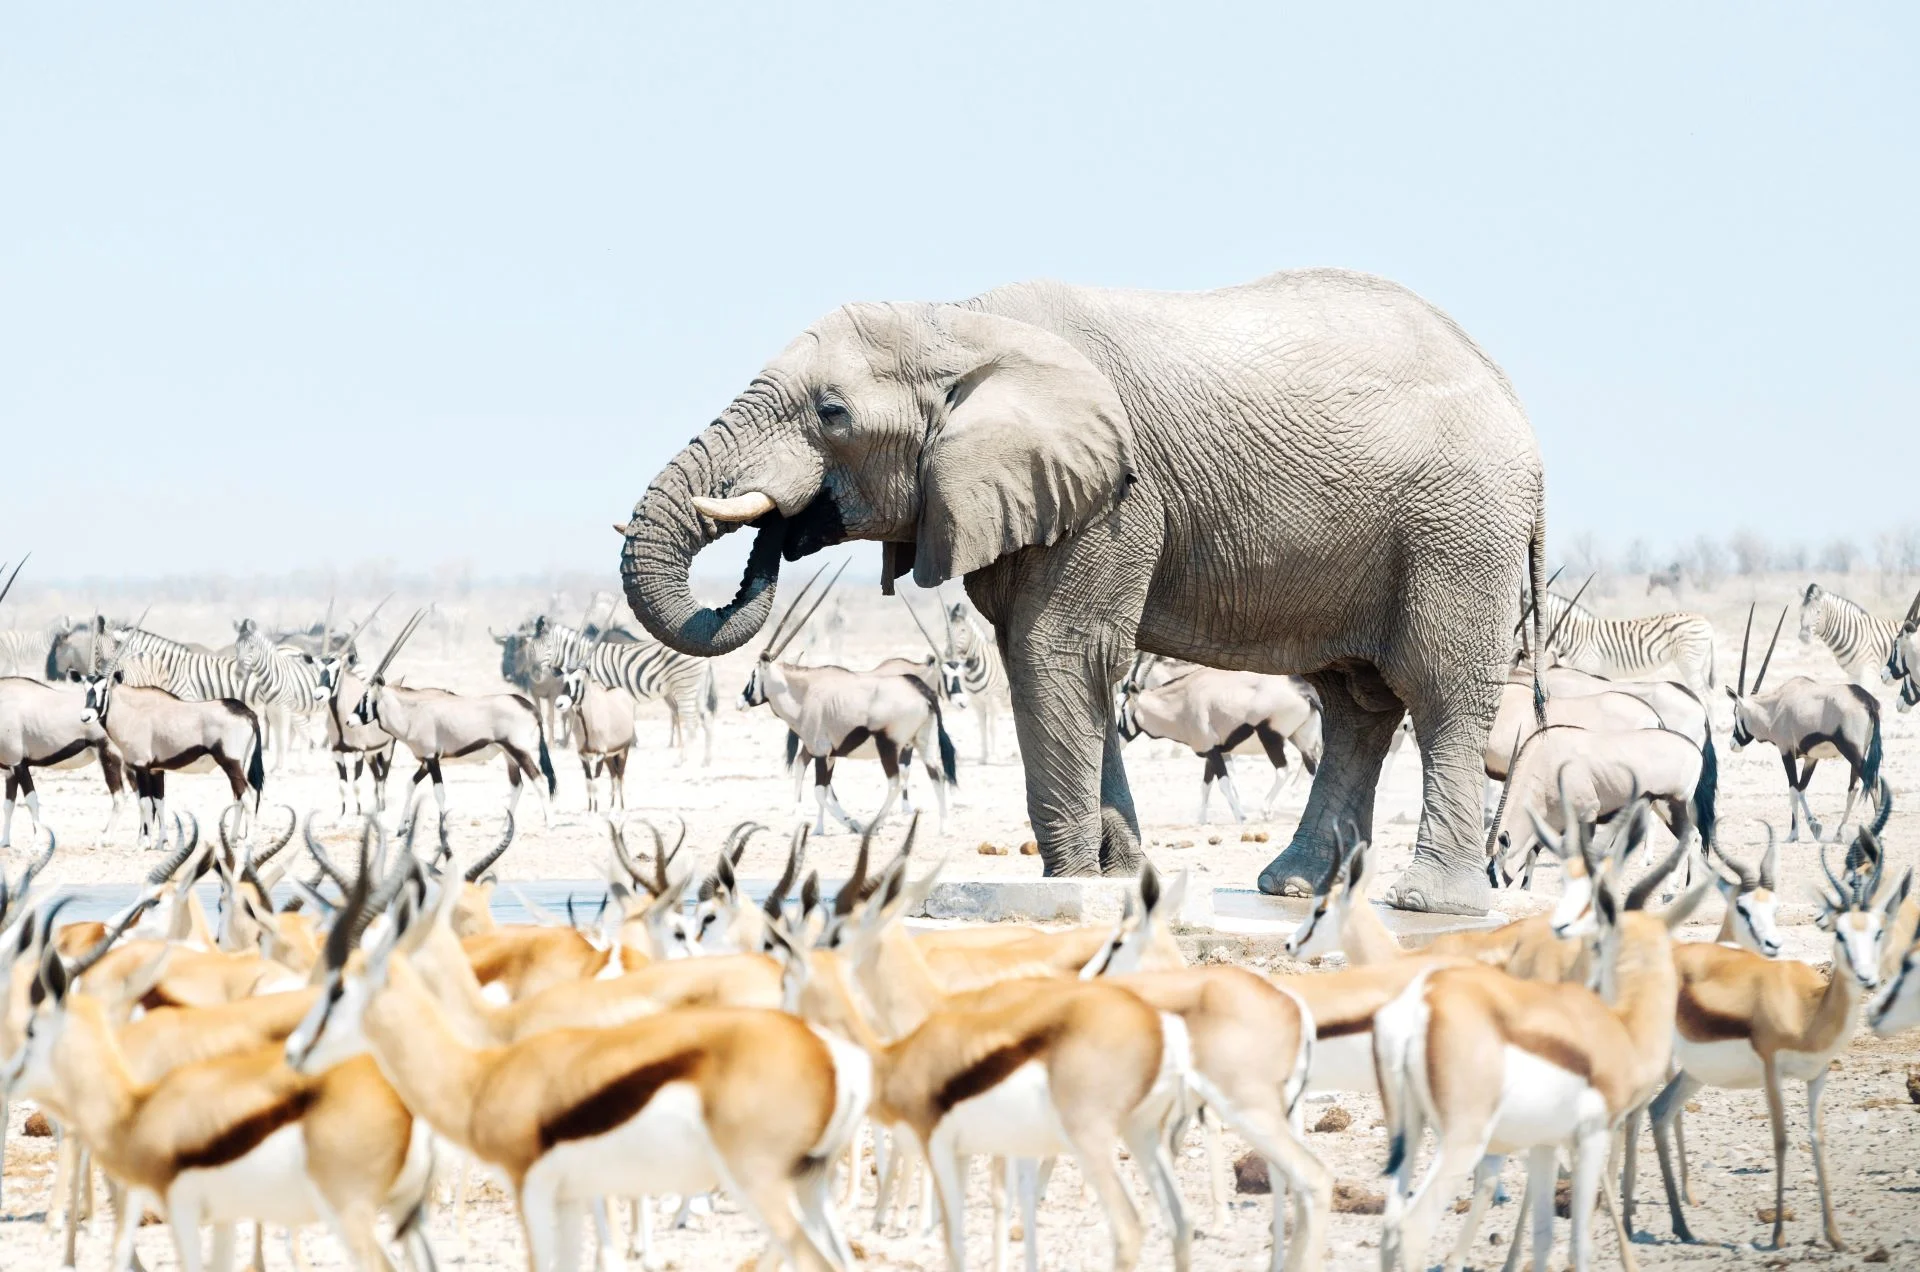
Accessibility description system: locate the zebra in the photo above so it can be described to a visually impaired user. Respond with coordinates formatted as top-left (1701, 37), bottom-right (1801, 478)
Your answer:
top-left (106, 623), bottom-right (258, 700)
top-left (527, 618), bottom-right (717, 766)
top-left (235, 643), bottom-right (331, 772)
top-left (0, 629), bottom-right (52, 680)
top-left (1534, 588), bottom-right (1716, 695)
top-left (1797, 583), bottom-right (1902, 683)
top-left (941, 601), bottom-right (1010, 763)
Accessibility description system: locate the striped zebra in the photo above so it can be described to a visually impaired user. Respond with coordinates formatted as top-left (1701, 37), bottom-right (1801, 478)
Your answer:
top-left (943, 602), bottom-right (1011, 763)
top-left (1798, 583), bottom-right (1902, 683)
top-left (0, 629), bottom-right (52, 679)
top-left (104, 620), bottom-right (319, 765)
top-left (107, 625), bottom-right (256, 699)
top-left (1535, 591), bottom-right (1716, 694)
top-left (528, 619), bottom-right (717, 766)
top-left (234, 641), bottom-right (331, 771)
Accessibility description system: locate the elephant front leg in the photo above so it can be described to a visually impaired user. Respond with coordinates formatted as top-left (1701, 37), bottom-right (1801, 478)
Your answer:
top-left (1007, 640), bottom-right (1140, 878)
top-left (1258, 670), bottom-right (1401, 897)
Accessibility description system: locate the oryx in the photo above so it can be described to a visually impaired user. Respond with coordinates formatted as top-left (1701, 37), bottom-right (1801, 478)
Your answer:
top-left (1, 677), bottom-right (129, 847)
top-left (1884, 585), bottom-right (1920, 711)
top-left (351, 608), bottom-right (557, 831)
top-left (554, 630), bottom-right (639, 813)
top-left (311, 598), bottom-right (398, 815)
top-left (1116, 667), bottom-right (1323, 824)
top-left (1728, 604), bottom-right (1887, 843)
top-left (76, 618), bottom-right (266, 852)
top-left (742, 564), bottom-right (956, 835)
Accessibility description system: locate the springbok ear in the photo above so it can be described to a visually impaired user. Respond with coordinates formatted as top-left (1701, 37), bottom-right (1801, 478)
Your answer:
top-left (914, 309), bottom-right (1133, 586)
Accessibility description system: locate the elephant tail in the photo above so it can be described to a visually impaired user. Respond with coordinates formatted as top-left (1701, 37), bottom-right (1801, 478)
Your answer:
top-left (1528, 504), bottom-right (1548, 729)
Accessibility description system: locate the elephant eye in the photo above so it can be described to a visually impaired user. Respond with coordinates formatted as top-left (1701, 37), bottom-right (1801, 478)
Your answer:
top-left (817, 399), bottom-right (851, 431)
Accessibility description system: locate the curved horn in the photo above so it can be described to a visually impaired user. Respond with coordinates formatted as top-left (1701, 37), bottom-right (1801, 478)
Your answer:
top-left (605, 818), bottom-right (646, 887)
top-left (1901, 584), bottom-right (1920, 631)
top-left (302, 815), bottom-right (354, 893)
top-left (834, 822), bottom-right (879, 918)
top-left (869, 812), bottom-right (923, 900)
top-left (1626, 836), bottom-right (1688, 912)
top-left (691, 491), bottom-right (777, 524)
top-left (67, 892), bottom-right (158, 980)
top-left (1540, 572), bottom-right (1595, 655)
top-left (636, 820), bottom-right (680, 895)
top-left (1750, 606), bottom-right (1787, 695)
top-left (763, 824), bottom-right (809, 922)
top-left (1709, 839), bottom-right (1759, 890)
top-left (1758, 822), bottom-right (1778, 891)
top-left (463, 812), bottom-right (517, 884)
top-left (1855, 827), bottom-right (1886, 909)
top-left (16, 823), bottom-right (58, 897)
top-left (1820, 841), bottom-right (1847, 905)
top-left (720, 821), bottom-right (767, 867)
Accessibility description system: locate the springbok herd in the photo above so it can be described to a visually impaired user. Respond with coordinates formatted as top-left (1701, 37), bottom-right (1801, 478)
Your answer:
top-left (2, 557), bottom-right (1920, 1271)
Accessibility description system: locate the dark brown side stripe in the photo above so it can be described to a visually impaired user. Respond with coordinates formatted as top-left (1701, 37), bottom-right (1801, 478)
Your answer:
top-left (936, 1027), bottom-right (1058, 1115)
top-left (175, 1088), bottom-right (317, 1172)
top-left (540, 1052), bottom-right (702, 1150)
top-left (1314, 1012), bottom-right (1375, 1040)
top-left (1676, 985), bottom-right (1751, 1043)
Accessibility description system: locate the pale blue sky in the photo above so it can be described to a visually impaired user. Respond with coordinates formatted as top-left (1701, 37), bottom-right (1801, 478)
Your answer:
top-left (3, 4), bottom-right (1914, 586)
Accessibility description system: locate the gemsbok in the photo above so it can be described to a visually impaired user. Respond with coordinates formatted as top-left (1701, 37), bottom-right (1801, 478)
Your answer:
top-left (351, 609), bottom-right (556, 831)
top-left (1117, 667), bottom-right (1322, 824)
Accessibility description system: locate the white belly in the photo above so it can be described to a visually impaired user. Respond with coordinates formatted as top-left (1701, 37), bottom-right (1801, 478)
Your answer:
top-left (935, 1060), bottom-right (1072, 1159)
top-left (532, 1082), bottom-right (721, 1201)
top-left (169, 1124), bottom-right (319, 1226)
top-left (1306, 1031), bottom-right (1378, 1095)
top-left (1487, 1046), bottom-right (1603, 1152)
top-left (1675, 1036), bottom-right (1763, 1089)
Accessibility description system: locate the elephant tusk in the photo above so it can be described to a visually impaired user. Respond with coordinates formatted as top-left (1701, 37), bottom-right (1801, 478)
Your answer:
top-left (691, 491), bottom-right (777, 523)
top-left (612, 521), bottom-right (633, 536)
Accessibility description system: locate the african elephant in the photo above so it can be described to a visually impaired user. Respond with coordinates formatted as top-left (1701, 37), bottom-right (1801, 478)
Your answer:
top-left (618, 269), bottom-right (1546, 914)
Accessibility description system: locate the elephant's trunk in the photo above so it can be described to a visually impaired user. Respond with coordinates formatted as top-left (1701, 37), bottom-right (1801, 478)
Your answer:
top-left (619, 430), bottom-right (789, 658)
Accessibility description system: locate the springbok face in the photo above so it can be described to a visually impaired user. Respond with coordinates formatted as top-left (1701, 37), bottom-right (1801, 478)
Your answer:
top-left (1722, 879), bottom-right (1782, 957)
top-left (1549, 851), bottom-right (1598, 940)
top-left (1834, 905), bottom-right (1886, 990)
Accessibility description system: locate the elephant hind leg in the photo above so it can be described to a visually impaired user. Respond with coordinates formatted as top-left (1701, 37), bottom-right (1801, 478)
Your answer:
top-left (1380, 679), bottom-right (1500, 916)
top-left (1258, 670), bottom-right (1401, 898)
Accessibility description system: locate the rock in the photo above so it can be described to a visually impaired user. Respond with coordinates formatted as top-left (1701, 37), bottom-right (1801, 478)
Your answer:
top-left (1241, 831), bottom-right (1258, 842)
top-left (1234, 1151), bottom-right (1270, 1194)
top-left (1176, 839), bottom-right (1195, 849)
top-left (1207, 835), bottom-right (1222, 845)
top-left (1253, 831), bottom-right (1270, 842)
top-left (976, 842), bottom-right (1007, 856)
top-left (1555, 1179), bottom-right (1572, 1218)
top-left (1864, 1247), bottom-right (1891, 1264)
top-left (1452, 1196), bottom-right (1472, 1214)
top-left (23, 1110), bottom-right (53, 1137)
top-left (1018, 840), bottom-right (1039, 856)
top-left (1685, 1100), bottom-right (1702, 1113)
top-left (1757, 1206), bottom-right (1795, 1224)
top-left (1332, 1182), bottom-right (1385, 1215)
top-left (1907, 1067), bottom-right (1920, 1104)
top-left (1312, 1106), bottom-right (1352, 1133)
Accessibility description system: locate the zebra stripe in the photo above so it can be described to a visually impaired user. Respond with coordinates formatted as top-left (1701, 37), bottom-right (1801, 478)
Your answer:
top-left (1537, 592), bottom-right (1716, 692)
top-left (240, 646), bottom-right (329, 716)
top-left (531, 622), bottom-right (716, 761)
top-left (1798, 584), bottom-right (1900, 680)
top-left (0, 630), bottom-right (50, 679)
top-left (110, 628), bottom-right (255, 701)
top-left (945, 605), bottom-right (1007, 700)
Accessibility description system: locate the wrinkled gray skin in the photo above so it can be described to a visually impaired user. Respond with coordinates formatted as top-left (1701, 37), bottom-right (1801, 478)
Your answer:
top-left (620, 270), bottom-right (1545, 913)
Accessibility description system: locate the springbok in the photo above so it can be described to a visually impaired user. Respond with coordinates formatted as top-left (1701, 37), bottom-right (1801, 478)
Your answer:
top-left (1641, 835), bottom-right (1907, 1250)
top-left (1117, 668), bottom-right (1322, 823)
top-left (77, 632), bottom-right (265, 852)
top-left (744, 565), bottom-right (956, 834)
top-left (285, 854), bottom-right (870, 1272)
top-left (1727, 604), bottom-right (1887, 843)
top-left (351, 609), bottom-right (556, 831)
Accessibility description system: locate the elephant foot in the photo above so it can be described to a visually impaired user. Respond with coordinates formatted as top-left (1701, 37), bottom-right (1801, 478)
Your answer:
top-left (1380, 852), bottom-right (1491, 916)
top-left (1256, 838), bottom-right (1335, 898)
top-left (1098, 810), bottom-right (1144, 876)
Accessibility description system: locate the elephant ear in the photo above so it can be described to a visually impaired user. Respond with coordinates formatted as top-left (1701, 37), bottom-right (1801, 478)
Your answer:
top-left (914, 310), bottom-right (1133, 586)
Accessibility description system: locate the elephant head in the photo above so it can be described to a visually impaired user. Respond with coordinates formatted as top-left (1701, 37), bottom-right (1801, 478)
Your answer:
top-left (619, 303), bottom-right (1135, 656)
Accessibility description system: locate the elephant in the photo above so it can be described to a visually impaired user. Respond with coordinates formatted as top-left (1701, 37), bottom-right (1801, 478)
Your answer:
top-left (618, 268), bottom-right (1546, 914)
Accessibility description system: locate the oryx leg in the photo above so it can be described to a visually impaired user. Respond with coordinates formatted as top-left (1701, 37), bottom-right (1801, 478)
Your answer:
top-left (370, 747), bottom-right (392, 814)
top-left (1, 767), bottom-right (20, 847)
top-left (336, 752), bottom-right (355, 816)
top-left (870, 737), bottom-right (905, 831)
top-left (921, 747), bottom-right (951, 832)
top-left (1830, 736), bottom-right (1868, 844)
top-left (151, 770), bottom-right (169, 853)
top-left (816, 757), bottom-right (862, 833)
top-left (1780, 752), bottom-right (1814, 841)
top-left (1198, 750), bottom-right (1227, 824)
top-left (1216, 755), bottom-right (1249, 824)
top-left (399, 761), bottom-right (433, 834)
top-left (607, 752), bottom-right (628, 812)
top-left (580, 755), bottom-right (600, 813)
top-left (1256, 725), bottom-right (1290, 817)
top-left (425, 756), bottom-right (448, 821)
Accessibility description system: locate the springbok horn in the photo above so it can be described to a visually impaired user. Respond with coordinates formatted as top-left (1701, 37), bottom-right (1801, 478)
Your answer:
top-left (900, 596), bottom-right (945, 659)
top-left (1820, 841), bottom-right (1847, 906)
top-left (768, 559), bottom-right (848, 661)
top-left (1540, 572), bottom-right (1595, 655)
top-left (1750, 606), bottom-right (1788, 695)
top-left (1736, 603), bottom-right (1755, 696)
top-left (1758, 823), bottom-right (1778, 891)
top-left (835, 821), bottom-right (881, 917)
top-left (721, 821), bottom-right (767, 866)
top-left (1626, 832), bottom-right (1688, 912)
top-left (66, 893), bottom-right (159, 980)
top-left (606, 819), bottom-right (646, 887)
top-left (866, 812), bottom-right (923, 901)
top-left (463, 812), bottom-right (517, 884)
top-left (691, 491), bottom-right (777, 524)
top-left (762, 825), bottom-right (809, 922)
top-left (637, 820), bottom-right (680, 895)
top-left (1709, 840), bottom-right (1758, 890)
top-left (15, 823), bottom-right (57, 899)
top-left (1856, 828), bottom-right (1886, 909)
top-left (303, 815), bottom-right (353, 892)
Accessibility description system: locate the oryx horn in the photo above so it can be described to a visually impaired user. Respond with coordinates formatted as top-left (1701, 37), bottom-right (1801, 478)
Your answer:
top-left (0, 553), bottom-right (26, 608)
top-left (1750, 606), bottom-right (1788, 695)
top-left (900, 595), bottom-right (945, 659)
top-left (367, 607), bottom-right (429, 685)
top-left (340, 593), bottom-right (393, 661)
top-left (1540, 571), bottom-right (1595, 654)
top-left (1736, 603), bottom-right (1755, 696)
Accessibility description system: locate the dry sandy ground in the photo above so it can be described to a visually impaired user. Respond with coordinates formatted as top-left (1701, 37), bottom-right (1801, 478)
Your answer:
top-left (2, 578), bottom-right (1918, 1268)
